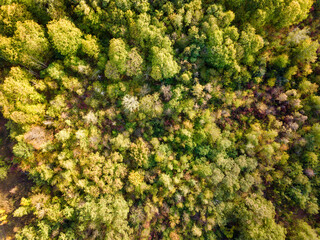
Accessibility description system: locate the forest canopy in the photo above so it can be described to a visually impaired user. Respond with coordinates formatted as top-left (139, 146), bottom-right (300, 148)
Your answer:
top-left (0, 0), bottom-right (320, 239)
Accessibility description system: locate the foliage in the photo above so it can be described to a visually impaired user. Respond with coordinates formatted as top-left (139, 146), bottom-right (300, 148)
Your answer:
top-left (47, 18), bottom-right (82, 56)
top-left (0, 1), bottom-right (319, 239)
top-left (0, 20), bottom-right (50, 69)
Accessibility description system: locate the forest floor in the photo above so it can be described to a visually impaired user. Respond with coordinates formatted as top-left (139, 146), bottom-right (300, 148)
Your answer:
top-left (0, 169), bottom-right (33, 240)
top-left (0, 116), bottom-right (33, 239)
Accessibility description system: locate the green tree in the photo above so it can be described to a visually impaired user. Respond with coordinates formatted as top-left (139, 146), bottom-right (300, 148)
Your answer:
top-left (236, 195), bottom-right (286, 240)
top-left (81, 34), bottom-right (100, 60)
top-left (108, 38), bottom-right (128, 74)
top-left (222, 0), bottom-right (313, 29)
top-left (288, 220), bottom-right (320, 240)
top-left (0, 67), bottom-right (46, 125)
top-left (47, 18), bottom-right (82, 56)
top-left (0, 20), bottom-right (50, 69)
top-left (126, 48), bottom-right (144, 77)
top-left (78, 194), bottom-right (132, 240)
top-left (0, 3), bottom-right (33, 35)
top-left (150, 47), bottom-right (180, 80)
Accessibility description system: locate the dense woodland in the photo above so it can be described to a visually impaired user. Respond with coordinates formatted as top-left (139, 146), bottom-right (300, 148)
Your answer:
top-left (0, 0), bottom-right (320, 239)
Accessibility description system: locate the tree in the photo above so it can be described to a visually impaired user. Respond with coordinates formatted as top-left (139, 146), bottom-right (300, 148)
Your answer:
top-left (130, 138), bottom-right (151, 168)
top-left (150, 47), bottom-right (180, 80)
top-left (0, 20), bottom-right (50, 69)
top-left (275, 0), bottom-right (314, 28)
top-left (306, 123), bottom-right (320, 150)
top-left (81, 34), bottom-right (100, 60)
top-left (236, 195), bottom-right (286, 240)
top-left (238, 25), bottom-right (264, 65)
top-left (78, 194), bottom-right (132, 240)
top-left (126, 48), bottom-right (144, 77)
top-left (0, 67), bottom-right (46, 125)
top-left (108, 38), bottom-right (128, 74)
top-left (222, 0), bottom-right (313, 29)
top-left (122, 95), bottom-right (139, 113)
top-left (293, 38), bottom-right (319, 64)
top-left (105, 38), bottom-right (144, 80)
top-left (47, 18), bottom-right (82, 56)
top-left (138, 93), bottom-right (163, 119)
top-left (0, 3), bottom-right (33, 35)
top-left (202, 13), bottom-right (240, 71)
top-left (288, 220), bottom-right (320, 240)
